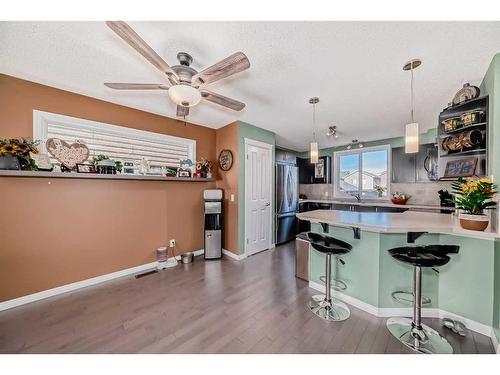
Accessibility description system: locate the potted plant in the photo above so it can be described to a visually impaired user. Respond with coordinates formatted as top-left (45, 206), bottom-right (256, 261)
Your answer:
top-left (91, 154), bottom-right (123, 174)
top-left (0, 138), bottom-right (40, 170)
top-left (391, 191), bottom-right (411, 205)
top-left (451, 177), bottom-right (498, 231)
top-left (374, 185), bottom-right (386, 198)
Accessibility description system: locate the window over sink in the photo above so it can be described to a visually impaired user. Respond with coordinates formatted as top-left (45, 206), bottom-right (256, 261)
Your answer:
top-left (334, 144), bottom-right (391, 199)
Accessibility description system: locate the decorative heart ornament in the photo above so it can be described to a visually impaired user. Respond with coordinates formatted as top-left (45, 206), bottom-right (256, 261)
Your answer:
top-left (46, 138), bottom-right (90, 169)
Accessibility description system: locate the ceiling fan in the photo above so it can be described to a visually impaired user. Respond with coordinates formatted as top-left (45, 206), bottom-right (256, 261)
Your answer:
top-left (104, 21), bottom-right (250, 117)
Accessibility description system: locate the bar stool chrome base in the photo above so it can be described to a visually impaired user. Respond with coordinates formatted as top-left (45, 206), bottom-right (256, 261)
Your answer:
top-left (308, 294), bottom-right (350, 322)
top-left (387, 317), bottom-right (453, 354)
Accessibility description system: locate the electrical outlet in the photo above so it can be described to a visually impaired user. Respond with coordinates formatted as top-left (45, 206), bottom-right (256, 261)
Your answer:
top-left (169, 239), bottom-right (176, 247)
top-left (230, 193), bottom-right (235, 202)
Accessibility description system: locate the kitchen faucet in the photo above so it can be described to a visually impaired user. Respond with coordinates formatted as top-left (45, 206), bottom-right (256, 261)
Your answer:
top-left (350, 192), bottom-right (361, 201)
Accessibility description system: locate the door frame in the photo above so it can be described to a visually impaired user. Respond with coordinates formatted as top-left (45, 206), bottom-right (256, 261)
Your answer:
top-left (244, 138), bottom-right (274, 256)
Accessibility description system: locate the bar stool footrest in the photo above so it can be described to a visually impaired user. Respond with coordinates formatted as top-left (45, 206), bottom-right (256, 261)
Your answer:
top-left (319, 275), bottom-right (347, 291)
top-left (391, 290), bottom-right (431, 305)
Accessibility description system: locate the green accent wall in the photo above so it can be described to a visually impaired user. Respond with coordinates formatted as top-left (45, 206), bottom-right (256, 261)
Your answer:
top-left (237, 121), bottom-right (276, 254)
top-left (494, 239), bottom-right (500, 344)
top-left (480, 53), bottom-right (500, 345)
top-left (480, 53), bottom-right (500, 180)
top-left (309, 225), bottom-right (499, 327)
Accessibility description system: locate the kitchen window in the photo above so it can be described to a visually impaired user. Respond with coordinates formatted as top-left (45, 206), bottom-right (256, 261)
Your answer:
top-left (33, 110), bottom-right (196, 168)
top-left (334, 144), bottom-right (391, 198)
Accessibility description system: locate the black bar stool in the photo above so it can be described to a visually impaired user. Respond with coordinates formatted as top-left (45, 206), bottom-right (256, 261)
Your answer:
top-left (386, 244), bottom-right (459, 354)
top-left (307, 232), bottom-right (352, 322)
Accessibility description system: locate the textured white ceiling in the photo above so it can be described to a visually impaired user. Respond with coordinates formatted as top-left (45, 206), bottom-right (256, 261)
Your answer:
top-left (1, 21), bottom-right (499, 151)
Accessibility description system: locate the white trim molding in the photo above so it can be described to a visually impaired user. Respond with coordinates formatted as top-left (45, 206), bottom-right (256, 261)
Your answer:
top-left (0, 261), bottom-right (158, 312)
top-left (32, 109), bottom-right (196, 162)
top-left (223, 249), bottom-right (247, 261)
top-left (309, 281), bottom-right (498, 351)
top-left (243, 137), bottom-right (274, 257)
top-left (333, 143), bottom-right (392, 200)
top-left (492, 329), bottom-right (500, 354)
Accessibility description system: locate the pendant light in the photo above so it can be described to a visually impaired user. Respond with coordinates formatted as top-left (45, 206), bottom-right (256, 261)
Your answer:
top-left (309, 97), bottom-right (319, 164)
top-left (403, 59), bottom-right (421, 154)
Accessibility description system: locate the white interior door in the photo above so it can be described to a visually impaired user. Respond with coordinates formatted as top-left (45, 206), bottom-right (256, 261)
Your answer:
top-left (245, 139), bottom-right (273, 256)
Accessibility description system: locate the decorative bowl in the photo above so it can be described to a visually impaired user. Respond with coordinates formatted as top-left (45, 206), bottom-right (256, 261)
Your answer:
top-left (391, 198), bottom-right (408, 205)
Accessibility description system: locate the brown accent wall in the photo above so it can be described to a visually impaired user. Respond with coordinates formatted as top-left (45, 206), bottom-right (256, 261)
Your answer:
top-left (0, 74), bottom-right (218, 301)
top-left (215, 122), bottom-right (239, 254)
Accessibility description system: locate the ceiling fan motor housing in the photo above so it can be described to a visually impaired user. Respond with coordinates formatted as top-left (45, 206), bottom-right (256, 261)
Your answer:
top-left (172, 52), bottom-right (198, 83)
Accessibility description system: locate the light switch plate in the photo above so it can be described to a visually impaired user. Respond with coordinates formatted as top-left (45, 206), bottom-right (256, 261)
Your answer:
top-left (230, 194), bottom-right (235, 202)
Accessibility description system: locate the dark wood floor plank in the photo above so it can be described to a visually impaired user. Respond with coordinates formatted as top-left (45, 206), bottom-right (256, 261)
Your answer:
top-left (0, 242), bottom-right (493, 354)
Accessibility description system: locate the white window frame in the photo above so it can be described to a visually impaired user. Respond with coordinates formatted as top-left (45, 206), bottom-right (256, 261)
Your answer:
top-left (334, 144), bottom-right (391, 199)
top-left (33, 110), bottom-right (196, 165)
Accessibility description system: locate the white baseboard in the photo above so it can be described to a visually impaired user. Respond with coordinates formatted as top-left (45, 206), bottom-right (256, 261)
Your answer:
top-left (222, 249), bottom-right (247, 261)
top-left (0, 261), bottom-right (158, 312)
top-left (309, 280), bottom-right (497, 351)
top-left (491, 329), bottom-right (500, 354)
top-left (437, 310), bottom-right (493, 338)
top-left (0, 249), bottom-right (214, 312)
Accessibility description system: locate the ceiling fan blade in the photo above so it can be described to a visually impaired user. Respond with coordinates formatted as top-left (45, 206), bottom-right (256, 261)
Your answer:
top-left (200, 89), bottom-right (246, 111)
top-left (176, 105), bottom-right (189, 117)
top-left (104, 83), bottom-right (170, 90)
top-left (106, 21), bottom-right (178, 82)
top-left (192, 52), bottom-right (250, 86)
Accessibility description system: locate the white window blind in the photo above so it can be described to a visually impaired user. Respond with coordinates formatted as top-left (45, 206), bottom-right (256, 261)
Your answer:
top-left (33, 110), bottom-right (196, 168)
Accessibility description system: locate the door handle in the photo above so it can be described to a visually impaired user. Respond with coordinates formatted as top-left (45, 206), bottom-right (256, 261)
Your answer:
top-left (265, 202), bottom-right (271, 206)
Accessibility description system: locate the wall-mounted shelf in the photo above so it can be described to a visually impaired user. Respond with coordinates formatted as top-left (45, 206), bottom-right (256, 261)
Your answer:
top-left (438, 122), bottom-right (486, 137)
top-left (0, 170), bottom-right (215, 182)
top-left (439, 148), bottom-right (487, 157)
top-left (437, 96), bottom-right (489, 178)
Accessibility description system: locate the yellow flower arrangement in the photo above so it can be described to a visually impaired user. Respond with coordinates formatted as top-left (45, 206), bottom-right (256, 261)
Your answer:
top-left (0, 138), bottom-right (40, 170)
top-left (451, 176), bottom-right (498, 215)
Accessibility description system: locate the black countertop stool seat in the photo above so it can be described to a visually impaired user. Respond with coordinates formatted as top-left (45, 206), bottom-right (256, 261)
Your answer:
top-left (307, 232), bottom-right (352, 322)
top-left (386, 244), bottom-right (459, 354)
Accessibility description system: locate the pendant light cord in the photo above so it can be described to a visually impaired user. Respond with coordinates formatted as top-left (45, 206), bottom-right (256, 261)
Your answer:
top-left (410, 67), bottom-right (415, 123)
top-left (312, 102), bottom-right (316, 142)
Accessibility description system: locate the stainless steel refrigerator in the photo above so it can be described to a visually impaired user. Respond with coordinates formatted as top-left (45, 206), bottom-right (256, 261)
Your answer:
top-left (276, 163), bottom-right (299, 244)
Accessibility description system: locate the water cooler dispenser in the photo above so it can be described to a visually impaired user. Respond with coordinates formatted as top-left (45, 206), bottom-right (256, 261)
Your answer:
top-left (204, 189), bottom-right (223, 259)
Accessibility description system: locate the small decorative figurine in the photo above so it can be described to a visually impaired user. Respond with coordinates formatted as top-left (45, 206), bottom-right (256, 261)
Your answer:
top-left (177, 159), bottom-right (193, 177)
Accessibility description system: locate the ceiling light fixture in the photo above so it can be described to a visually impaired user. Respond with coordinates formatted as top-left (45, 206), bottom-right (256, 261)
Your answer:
top-left (347, 139), bottom-right (363, 150)
top-left (403, 58), bottom-right (422, 154)
top-left (309, 97), bottom-right (320, 164)
top-left (168, 84), bottom-right (202, 108)
top-left (326, 126), bottom-right (339, 139)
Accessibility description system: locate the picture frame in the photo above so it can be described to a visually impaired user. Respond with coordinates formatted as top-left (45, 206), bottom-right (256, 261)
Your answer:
top-left (443, 157), bottom-right (478, 178)
top-left (76, 163), bottom-right (96, 173)
top-left (314, 158), bottom-right (325, 178)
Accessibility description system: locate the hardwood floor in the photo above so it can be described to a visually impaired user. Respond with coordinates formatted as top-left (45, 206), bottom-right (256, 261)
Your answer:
top-left (0, 242), bottom-right (494, 354)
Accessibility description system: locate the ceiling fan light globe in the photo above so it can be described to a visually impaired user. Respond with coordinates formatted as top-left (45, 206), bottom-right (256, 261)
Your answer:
top-left (168, 84), bottom-right (201, 107)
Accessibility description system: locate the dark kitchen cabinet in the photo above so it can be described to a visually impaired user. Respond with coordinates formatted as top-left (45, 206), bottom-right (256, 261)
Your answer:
top-left (275, 148), bottom-right (297, 165)
top-left (391, 143), bottom-right (438, 183)
top-left (297, 156), bottom-right (331, 184)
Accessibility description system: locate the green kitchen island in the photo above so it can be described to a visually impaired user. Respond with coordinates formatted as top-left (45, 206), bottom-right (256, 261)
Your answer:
top-left (296, 209), bottom-right (500, 352)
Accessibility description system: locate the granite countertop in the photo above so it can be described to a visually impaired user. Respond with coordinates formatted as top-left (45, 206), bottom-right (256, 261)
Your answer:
top-left (296, 209), bottom-right (499, 240)
top-left (299, 198), bottom-right (454, 211)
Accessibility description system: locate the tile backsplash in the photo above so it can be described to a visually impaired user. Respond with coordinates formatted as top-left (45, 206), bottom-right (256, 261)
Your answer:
top-left (299, 181), bottom-right (453, 206)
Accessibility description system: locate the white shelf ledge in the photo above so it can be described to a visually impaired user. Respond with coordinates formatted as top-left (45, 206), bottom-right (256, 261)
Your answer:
top-left (0, 170), bottom-right (215, 182)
